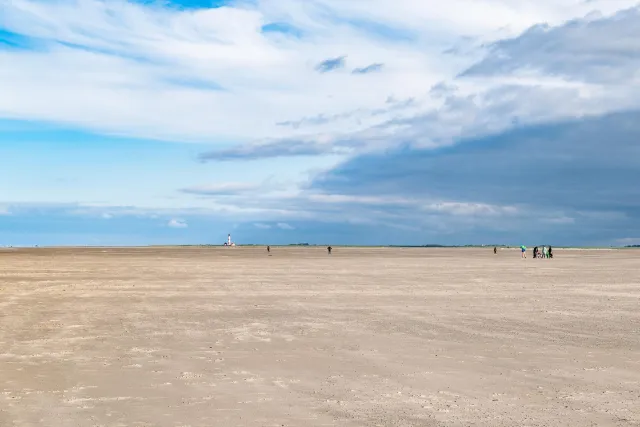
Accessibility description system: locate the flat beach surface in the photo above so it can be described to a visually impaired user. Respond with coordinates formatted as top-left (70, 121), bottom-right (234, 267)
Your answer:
top-left (1, 247), bottom-right (639, 426)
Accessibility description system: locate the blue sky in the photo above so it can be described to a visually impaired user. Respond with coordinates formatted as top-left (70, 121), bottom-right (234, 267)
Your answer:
top-left (1, 0), bottom-right (640, 246)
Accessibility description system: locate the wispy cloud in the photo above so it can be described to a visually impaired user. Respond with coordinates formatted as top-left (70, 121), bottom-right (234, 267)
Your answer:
top-left (428, 82), bottom-right (458, 99)
top-left (352, 63), bottom-right (384, 74)
top-left (180, 182), bottom-right (261, 196)
top-left (168, 218), bottom-right (188, 228)
top-left (334, 18), bottom-right (417, 43)
top-left (261, 22), bottom-right (304, 38)
top-left (315, 55), bottom-right (346, 73)
top-left (275, 96), bottom-right (416, 129)
top-left (198, 137), bottom-right (358, 161)
top-left (0, 28), bottom-right (39, 50)
top-left (277, 222), bottom-right (294, 230)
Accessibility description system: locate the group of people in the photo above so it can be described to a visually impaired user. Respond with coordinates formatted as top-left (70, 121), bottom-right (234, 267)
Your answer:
top-left (532, 246), bottom-right (552, 259)
top-left (505, 245), bottom-right (554, 259)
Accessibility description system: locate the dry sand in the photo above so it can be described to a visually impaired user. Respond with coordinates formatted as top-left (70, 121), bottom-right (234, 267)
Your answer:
top-left (1, 247), bottom-right (639, 426)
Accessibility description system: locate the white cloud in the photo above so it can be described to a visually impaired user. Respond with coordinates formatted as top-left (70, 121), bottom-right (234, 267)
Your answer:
top-left (1, 0), bottom-right (638, 148)
top-left (422, 202), bottom-right (519, 216)
top-left (101, 212), bottom-right (113, 219)
top-left (180, 182), bottom-right (262, 196)
top-left (167, 218), bottom-right (188, 228)
top-left (462, 7), bottom-right (640, 84)
top-left (276, 222), bottom-right (295, 230)
top-left (543, 216), bottom-right (576, 225)
top-left (254, 223), bottom-right (272, 229)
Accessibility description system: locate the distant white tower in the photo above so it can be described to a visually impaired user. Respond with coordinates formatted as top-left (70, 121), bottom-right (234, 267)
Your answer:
top-left (228, 234), bottom-right (232, 246)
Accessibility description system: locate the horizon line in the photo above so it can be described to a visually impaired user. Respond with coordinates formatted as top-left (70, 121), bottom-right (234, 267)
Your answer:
top-left (2, 244), bottom-right (638, 249)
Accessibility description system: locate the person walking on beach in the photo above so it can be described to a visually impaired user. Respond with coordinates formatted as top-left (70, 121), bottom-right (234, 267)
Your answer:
top-left (543, 246), bottom-right (548, 259)
top-left (533, 246), bottom-right (538, 259)
top-left (521, 245), bottom-right (527, 258)
top-left (548, 246), bottom-right (553, 258)
top-left (494, 247), bottom-right (497, 254)
top-left (267, 245), bottom-right (270, 253)
top-left (327, 246), bottom-right (332, 255)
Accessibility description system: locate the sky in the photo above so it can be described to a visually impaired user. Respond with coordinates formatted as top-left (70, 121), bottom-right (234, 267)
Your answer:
top-left (1, 0), bottom-right (640, 247)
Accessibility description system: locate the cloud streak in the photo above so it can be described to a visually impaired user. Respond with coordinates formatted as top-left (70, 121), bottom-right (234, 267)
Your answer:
top-left (198, 138), bottom-right (358, 161)
top-left (168, 218), bottom-right (188, 228)
top-left (180, 182), bottom-right (262, 195)
top-left (277, 222), bottom-right (294, 230)
top-left (315, 55), bottom-right (346, 73)
top-left (352, 63), bottom-right (384, 74)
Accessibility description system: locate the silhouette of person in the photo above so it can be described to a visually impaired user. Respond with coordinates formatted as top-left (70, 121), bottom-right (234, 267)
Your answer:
top-left (267, 246), bottom-right (270, 253)
top-left (494, 247), bottom-right (497, 254)
top-left (327, 246), bottom-right (332, 255)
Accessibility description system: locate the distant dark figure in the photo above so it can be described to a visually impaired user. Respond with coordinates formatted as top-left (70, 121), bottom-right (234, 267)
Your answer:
top-left (548, 246), bottom-right (553, 258)
top-left (267, 245), bottom-right (270, 253)
top-left (533, 246), bottom-right (538, 258)
top-left (327, 246), bottom-right (332, 255)
top-left (494, 247), bottom-right (497, 254)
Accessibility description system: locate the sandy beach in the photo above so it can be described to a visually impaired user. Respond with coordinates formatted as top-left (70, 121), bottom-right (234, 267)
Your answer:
top-left (1, 247), bottom-right (639, 426)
